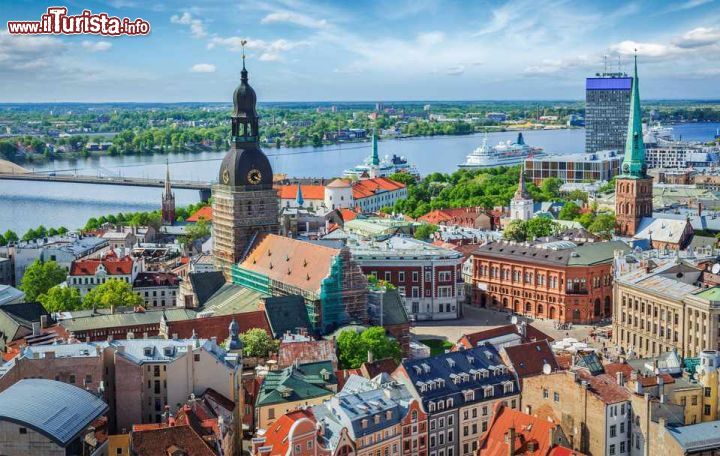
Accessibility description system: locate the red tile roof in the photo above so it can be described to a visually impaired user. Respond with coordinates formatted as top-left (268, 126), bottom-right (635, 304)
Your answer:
top-left (186, 206), bottom-right (213, 222)
top-left (352, 177), bottom-right (405, 199)
top-left (240, 234), bottom-right (340, 294)
top-left (339, 208), bottom-right (359, 222)
top-left (70, 250), bottom-right (134, 276)
top-left (458, 324), bottom-right (553, 349)
top-left (503, 340), bottom-right (559, 378)
top-left (278, 340), bottom-right (337, 368)
top-left (418, 208), bottom-right (487, 226)
top-left (276, 184), bottom-right (325, 200)
top-left (360, 358), bottom-right (400, 379)
top-left (131, 424), bottom-right (216, 456)
top-left (259, 410), bottom-right (317, 456)
top-left (166, 311), bottom-right (270, 340)
top-left (479, 403), bottom-right (581, 456)
top-left (576, 369), bottom-right (631, 404)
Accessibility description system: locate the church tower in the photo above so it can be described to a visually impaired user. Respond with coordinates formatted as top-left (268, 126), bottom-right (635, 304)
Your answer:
top-left (615, 56), bottom-right (652, 236)
top-left (161, 162), bottom-right (175, 225)
top-left (510, 166), bottom-right (533, 221)
top-left (213, 48), bottom-right (279, 277)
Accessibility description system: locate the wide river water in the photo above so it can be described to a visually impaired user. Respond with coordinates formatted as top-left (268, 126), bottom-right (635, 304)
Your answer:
top-left (1, 123), bottom-right (718, 235)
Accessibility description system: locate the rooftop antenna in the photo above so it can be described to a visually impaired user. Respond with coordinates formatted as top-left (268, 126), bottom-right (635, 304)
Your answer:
top-left (603, 54), bottom-right (608, 74)
top-left (617, 55), bottom-right (622, 75)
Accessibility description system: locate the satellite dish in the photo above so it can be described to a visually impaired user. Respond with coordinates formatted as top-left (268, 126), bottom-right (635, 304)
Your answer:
top-left (712, 264), bottom-right (720, 274)
top-left (511, 316), bottom-right (518, 325)
top-left (542, 363), bottom-right (552, 375)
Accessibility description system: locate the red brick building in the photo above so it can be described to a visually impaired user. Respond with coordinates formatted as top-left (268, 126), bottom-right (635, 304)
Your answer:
top-left (471, 239), bottom-right (630, 324)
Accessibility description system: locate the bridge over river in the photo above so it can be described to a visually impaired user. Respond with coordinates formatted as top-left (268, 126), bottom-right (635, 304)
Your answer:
top-left (0, 160), bottom-right (213, 201)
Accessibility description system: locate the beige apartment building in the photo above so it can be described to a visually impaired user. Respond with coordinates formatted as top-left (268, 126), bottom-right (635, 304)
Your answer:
top-left (613, 261), bottom-right (720, 358)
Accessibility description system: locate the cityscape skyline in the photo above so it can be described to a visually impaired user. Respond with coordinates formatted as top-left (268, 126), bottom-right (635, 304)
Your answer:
top-left (1, 0), bottom-right (720, 102)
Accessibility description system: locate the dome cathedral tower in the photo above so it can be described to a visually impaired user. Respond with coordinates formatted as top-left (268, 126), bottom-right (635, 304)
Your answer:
top-left (213, 46), bottom-right (279, 276)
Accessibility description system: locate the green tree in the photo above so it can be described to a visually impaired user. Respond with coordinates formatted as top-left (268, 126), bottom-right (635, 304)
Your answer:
top-left (38, 286), bottom-right (82, 313)
top-left (540, 177), bottom-right (563, 199)
top-left (0, 234), bottom-right (5, 247)
top-left (587, 213), bottom-right (616, 239)
top-left (182, 219), bottom-right (211, 246)
top-left (414, 223), bottom-right (438, 240)
top-left (240, 328), bottom-right (279, 358)
top-left (388, 172), bottom-right (417, 187)
top-left (503, 220), bottom-right (527, 241)
top-left (83, 279), bottom-right (143, 309)
top-left (558, 202), bottom-right (581, 221)
top-left (336, 326), bottom-right (402, 369)
top-left (3, 230), bottom-right (18, 243)
top-left (20, 260), bottom-right (68, 302)
top-left (525, 217), bottom-right (560, 239)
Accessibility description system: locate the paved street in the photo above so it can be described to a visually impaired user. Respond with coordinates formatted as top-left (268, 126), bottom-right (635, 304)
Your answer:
top-left (411, 304), bottom-right (598, 348)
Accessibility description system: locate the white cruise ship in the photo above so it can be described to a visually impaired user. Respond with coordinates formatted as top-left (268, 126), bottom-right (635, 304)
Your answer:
top-left (343, 132), bottom-right (419, 179)
top-left (458, 133), bottom-right (544, 169)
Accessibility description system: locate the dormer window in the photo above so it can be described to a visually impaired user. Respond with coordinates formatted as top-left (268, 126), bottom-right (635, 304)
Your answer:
top-left (447, 358), bottom-right (455, 368)
top-left (374, 415), bottom-right (380, 424)
top-left (484, 385), bottom-right (494, 398)
top-left (386, 411), bottom-right (392, 420)
top-left (143, 347), bottom-right (153, 357)
top-left (163, 346), bottom-right (174, 357)
top-left (503, 382), bottom-right (514, 394)
top-left (361, 419), bottom-right (368, 429)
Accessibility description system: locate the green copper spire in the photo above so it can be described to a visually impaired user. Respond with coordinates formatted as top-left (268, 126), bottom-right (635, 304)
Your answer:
top-left (371, 129), bottom-right (380, 166)
top-left (621, 54), bottom-right (646, 178)
top-left (296, 182), bottom-right (304, 207)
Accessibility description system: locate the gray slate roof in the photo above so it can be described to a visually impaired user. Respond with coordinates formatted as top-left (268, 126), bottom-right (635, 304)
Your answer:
top-left (263, 295), bottom-right (312, 338)
top-left (0, 379), bottom-right (108, 447)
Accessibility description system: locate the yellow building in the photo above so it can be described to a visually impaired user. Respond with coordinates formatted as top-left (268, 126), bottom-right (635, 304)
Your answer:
top-left (255, 361), bottom-right (337, 430)
top-left (696, 350), bottom-right (720, 422)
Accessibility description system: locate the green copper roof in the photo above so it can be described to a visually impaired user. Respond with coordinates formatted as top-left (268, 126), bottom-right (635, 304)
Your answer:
top-left (371, 130), bottom-right (380, 166)
top-left (620, 56), bottom-right (646, 179)
top-left (694, 286), bottom-right (720, 302)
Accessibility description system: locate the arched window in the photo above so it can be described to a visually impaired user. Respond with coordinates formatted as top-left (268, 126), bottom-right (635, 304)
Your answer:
top-left (604, 296), bottom-right (612, 316)
top-left (594, 299), bottom-right (601, 317)
top-left (537, 304), bottom-right (544, 315)
top-left (525, 302), bottom-right (532, 312)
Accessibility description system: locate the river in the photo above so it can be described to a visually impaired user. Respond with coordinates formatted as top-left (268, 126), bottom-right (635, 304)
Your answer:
top-left (1, 123), bottom-right (719, 235)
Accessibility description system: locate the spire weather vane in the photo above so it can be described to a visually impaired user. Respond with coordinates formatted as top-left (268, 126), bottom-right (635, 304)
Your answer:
top-left (241, 39), bottom-right (247, 68)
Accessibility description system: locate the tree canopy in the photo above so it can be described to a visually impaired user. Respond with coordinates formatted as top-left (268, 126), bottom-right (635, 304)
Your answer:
top-left (20, 260), bottom-right (67, 302)
top-left (503, 217), bottom-right (560, 242)
top-left (240, 328), bottom-right (279, 358)
top-left (414, 223), bottom-right (438, 240)
top-left (336, 326), bottom-right (402, 369)
top-left (83, 279), bottom-right (144, 309)
top-left (39, 286), bottom-right (82, 313)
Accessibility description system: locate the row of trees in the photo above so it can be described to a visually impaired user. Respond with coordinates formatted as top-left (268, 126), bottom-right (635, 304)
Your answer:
top-left (387, 167), bottom-right (580, 220)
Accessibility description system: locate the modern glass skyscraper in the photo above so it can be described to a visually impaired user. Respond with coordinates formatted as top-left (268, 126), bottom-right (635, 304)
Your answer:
top-left (585, 74), bottom-right (632, 153)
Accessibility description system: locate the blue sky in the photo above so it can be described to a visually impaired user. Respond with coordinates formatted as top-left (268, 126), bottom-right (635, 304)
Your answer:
top-left (1, 0), bottom-right (719, 102)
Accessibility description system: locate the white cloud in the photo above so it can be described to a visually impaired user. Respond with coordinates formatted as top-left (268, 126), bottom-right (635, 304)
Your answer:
top-left (0, 31), bottom-right (65, 73)
top-left (208, 36), bottom-right (309, 62)
top-left (445, 65), bottom-right (465, 76)
top-left (261, 11), bottom-right (327, 29)
top-left (417, 32), bottom-right (445, 47)
top-left (665, 0), bottom-right (713, 12)
top-left (190, 63), bottom-right (216, 73)
top-left (675, 27), bottom-right (720, 48)
top-left (610, 40), bottom-right (675, 58)
top-left (81, 41), bottom-right (112, 52)
top-left (170, 12), bottom-right (207, 39)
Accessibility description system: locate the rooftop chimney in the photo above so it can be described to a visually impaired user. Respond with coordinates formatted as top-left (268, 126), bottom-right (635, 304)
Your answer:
top-left (616, 372), bottom-right (624, 387)
top-left (368, 350), bottom-right (375, 364)
top-left (507, 427), bottom-right (516, 456)
top-left (40, 315), bottom-right (48, 329)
